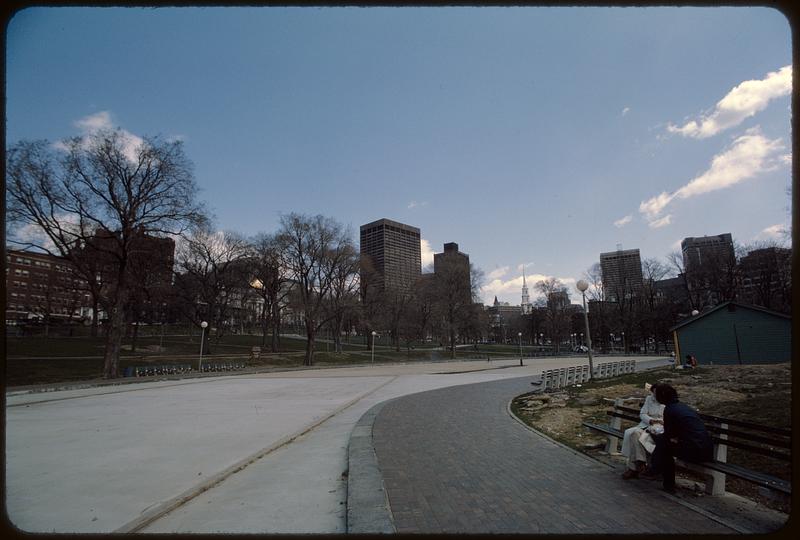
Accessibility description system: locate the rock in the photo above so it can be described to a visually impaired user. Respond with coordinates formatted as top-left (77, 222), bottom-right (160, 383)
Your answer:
top-left (582, 441), bottom-right (605, 450)
top-left (577, 397), bottom-right (600, 406)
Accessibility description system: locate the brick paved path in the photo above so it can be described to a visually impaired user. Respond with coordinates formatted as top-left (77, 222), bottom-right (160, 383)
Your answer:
top-left (371, 376), bottom-right (736, 534)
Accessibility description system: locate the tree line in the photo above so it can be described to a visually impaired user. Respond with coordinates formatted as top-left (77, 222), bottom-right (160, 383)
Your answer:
top-left (7, 129), bottom-right (488, 377)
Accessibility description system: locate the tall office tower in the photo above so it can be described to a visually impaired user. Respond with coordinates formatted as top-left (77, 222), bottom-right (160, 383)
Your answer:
top-left (520, 268), bottom-right (531, 315)
top-left (434, 242), bottom-right (472, 304)
top-left (600, 247), bottom-right (643, 302)
top-left (739, 246), bottom-right (791, 312)
top-left (359, 218), bottom-right (421, 293)
top-left (681, 233), bottom-right (735, 275)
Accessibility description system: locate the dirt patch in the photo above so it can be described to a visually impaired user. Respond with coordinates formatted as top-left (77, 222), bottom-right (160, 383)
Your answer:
top-left (513, 363), bottom-right (791, 513)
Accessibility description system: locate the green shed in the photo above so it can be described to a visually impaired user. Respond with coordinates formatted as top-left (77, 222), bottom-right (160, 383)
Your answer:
top-left (669, 301), bottom-right (791, 365)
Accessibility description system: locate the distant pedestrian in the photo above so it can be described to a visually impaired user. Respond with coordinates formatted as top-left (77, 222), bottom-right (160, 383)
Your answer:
top-left (644, 384), bottom-right (713, 494)
top-left (689, 354), bottom-right (698, 368)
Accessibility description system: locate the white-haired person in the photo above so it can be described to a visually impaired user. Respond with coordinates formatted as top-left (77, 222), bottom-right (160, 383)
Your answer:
top-left (621, 383), bottom-right (664, 479)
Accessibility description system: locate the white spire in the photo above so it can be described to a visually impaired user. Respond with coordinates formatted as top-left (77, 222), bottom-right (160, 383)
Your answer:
top-left (521, 266), bottom-right (530, 314)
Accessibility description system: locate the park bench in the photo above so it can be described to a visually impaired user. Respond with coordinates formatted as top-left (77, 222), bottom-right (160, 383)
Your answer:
top-left (540, 360), bottom-right (636, 390)
top-left (123, 364), bottom-right (193, 377)
top-left (199, 362), bottom-right (246, 372)
top-left (582, 398), bottom-right (791, 499)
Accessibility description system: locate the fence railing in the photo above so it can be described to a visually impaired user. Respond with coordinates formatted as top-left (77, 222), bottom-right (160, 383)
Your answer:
top-left (541, 359), bottom-right (637, 389)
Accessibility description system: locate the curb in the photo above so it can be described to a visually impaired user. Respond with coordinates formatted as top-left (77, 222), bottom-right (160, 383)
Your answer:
top-left (346, 399), bottom-right (396, 534)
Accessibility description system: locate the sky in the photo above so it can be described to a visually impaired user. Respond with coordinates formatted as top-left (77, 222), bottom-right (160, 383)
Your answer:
top-left (6, 6), bottom-right (793, 306)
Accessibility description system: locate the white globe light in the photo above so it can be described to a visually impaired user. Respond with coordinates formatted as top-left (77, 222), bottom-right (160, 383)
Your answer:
top-left (576, 279), bottom-right (589, 292)
top-left (691, 310), bottom-right (699, 316)
top-left (201, 321), bottom-right (208, 328)
top-left (371, 330), bottom-right (377, 336)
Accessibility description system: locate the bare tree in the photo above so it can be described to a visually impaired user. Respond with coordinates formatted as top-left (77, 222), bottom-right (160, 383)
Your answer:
top-left (430, 262), bottom-right (483, 358)
top-left (277, 213), bottom-right (355, 365)
top-left (172, 229), bottom-right (250, 354)
top-left (534, 277), bottom-right (571, 354)
top-left (323, 240), bottom-right (361, 354)
top-left (7, 131), bottom-right (204, 378)
top-left (247, 233), bottom-right (293, 351)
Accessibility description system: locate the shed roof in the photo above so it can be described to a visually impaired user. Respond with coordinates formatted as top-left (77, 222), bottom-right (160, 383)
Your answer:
top-left (669, 301), bottom-right (791, 332)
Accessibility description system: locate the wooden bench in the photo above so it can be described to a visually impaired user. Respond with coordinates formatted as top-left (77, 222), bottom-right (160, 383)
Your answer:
top-left (582, 398), bottom-right (791, 498)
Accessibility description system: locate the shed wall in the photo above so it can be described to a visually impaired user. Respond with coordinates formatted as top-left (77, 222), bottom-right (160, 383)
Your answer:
top-left (676, 306), bottom-right (791, 364)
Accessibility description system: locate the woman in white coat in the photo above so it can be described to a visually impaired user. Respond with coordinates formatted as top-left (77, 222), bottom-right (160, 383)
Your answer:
top-left (621, 383), bottom-right (664, 479)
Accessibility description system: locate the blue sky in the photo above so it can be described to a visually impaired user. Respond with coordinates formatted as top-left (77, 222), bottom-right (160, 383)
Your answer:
top-left (6, 6), bottom-right (792, 305)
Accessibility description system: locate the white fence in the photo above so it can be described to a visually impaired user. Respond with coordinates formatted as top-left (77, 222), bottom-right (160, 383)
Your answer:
top-left (541, 359), bottom-right (636, 389)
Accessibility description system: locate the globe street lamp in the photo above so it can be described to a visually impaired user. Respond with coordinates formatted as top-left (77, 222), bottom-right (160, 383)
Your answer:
top-left (575, 280), bottom-right (594, 380)
top-left (199, 321), bottom-right (208, 372)
top-left (621, 331), bottom-right (626, 354)
top-left (518, 331), bottom-right (523, 366)
top-left (371, 331), bottom-right (377, 364)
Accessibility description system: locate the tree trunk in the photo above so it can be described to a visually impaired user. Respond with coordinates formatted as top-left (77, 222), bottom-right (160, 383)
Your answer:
top-left (91, 297), bottom-right (99, 338)
top-left (102, 296), bottom-right (126, 379)
top-left (260, 301), bottom-right (270, 349)
top-left (304, 326), bottom-right (315, 366)
top-left (334, 318), bottom-right (343, 353)
top-left (131, 322), bottom-right (139, 352)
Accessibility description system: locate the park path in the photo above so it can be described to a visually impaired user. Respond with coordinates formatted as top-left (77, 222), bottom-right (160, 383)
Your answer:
top-left (371, 376), bottom-right (736, 534)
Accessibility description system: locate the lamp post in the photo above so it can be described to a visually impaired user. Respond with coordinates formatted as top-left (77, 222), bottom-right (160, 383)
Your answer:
top-left (371, 331), bottom-right (377, 364)
top-left (580, 332), bottom-right (584, 346)
top-left (199, 321), bottom-right (208, 372)
top-left (621, 331), bottom-right (626, 355)
top-left (575, 280), bottom-right (594, 380)
top-left (518, 332), bottom-right (523, 366)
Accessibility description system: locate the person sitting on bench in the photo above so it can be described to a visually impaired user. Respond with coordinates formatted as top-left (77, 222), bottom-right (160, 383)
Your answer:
top-left (645, 384), bottom-right (713, 493)
top-left (621, 383), bottom-right (664, 479)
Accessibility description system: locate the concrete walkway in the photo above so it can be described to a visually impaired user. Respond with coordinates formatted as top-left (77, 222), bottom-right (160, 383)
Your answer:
top-left (7, 356), bottom-right (620, 533)
top-left (359, 376), bottom-right (781, 534)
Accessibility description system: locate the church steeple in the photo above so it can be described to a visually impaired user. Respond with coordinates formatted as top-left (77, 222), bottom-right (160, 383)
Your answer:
top-left (521, 267), bottom-right (530, 314)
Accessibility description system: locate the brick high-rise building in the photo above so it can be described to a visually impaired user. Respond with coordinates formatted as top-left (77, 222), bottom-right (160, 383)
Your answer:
top-left (600, 248), bottom-right (643, 302)
top-left (5, 249), bottom-right (91, 324)
top-left (739, 246), bottom-right (791, 313)
top-left (359, 218), bottom-right (421, 293)
top-left (681, 233), bottom-right (735, 275)
top-left (434, 242), bottom-right (472, 305)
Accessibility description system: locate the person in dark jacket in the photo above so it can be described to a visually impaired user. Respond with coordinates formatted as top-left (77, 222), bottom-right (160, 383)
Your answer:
top-left (645, 384), bottom-right (714, 493)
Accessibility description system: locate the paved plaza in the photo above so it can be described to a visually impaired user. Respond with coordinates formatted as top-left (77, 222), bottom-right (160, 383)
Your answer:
top-left (5, 355), bottom-right (786, 534)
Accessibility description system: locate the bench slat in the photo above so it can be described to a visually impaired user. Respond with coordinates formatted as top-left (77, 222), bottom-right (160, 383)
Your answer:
top-left (705, 424), bottom-right (791, 449)
top-left (699, 413), bottom-right (791, 437)
top-left (683, 461), bottom-right (791, 495)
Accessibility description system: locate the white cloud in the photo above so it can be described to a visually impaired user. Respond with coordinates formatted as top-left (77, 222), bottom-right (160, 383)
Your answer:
top-left (639, 128), bottom-right (786, 224)
top-left (420, 238), bottom-right (435, 271)
top-left (480, 272), bottom-right (561, 305)
top-left (639, 192), bottom-right (674, 220)
top-left (622, 107), bottom-right (630, 116)
top-left (487, 266), bottom-right (510, 280)
top-left (780, 153), bottom-right (792, 166)
top-left (67, 111), bottom-right (145, 163)
top-left (667, 65), bottom-right (792, 139)
top-left (8, 213), bottom-right (84, 253)
top-left (648, 215), bottom-right (672, 229)
top-left (407, 200), bottom-right (428, 210)
top-left (516, 261), bottom-right (535, 272)
top-left (758, 223), bottom-right (788, 240)
top-left (613, 215), bottom-right (632, 228)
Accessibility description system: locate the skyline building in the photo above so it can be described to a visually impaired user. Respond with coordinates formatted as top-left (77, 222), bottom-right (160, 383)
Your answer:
top-left (600, 247), bottom-right (643, 302)
top-left (681, 233), bottom-right (735, 275)
top-left (359, 218), bottom-right (421, 293)
top-left (433, 242), bottom-right (472, 304)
